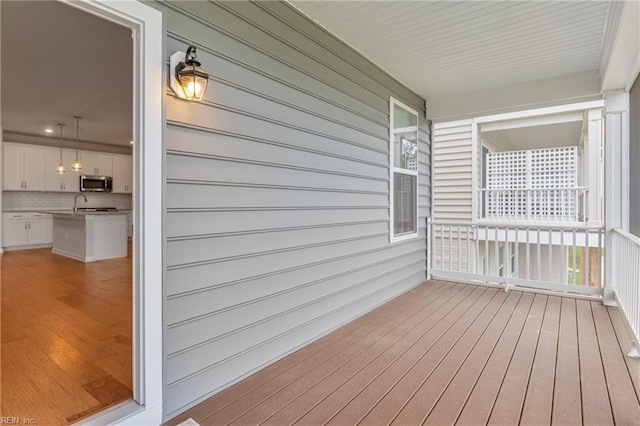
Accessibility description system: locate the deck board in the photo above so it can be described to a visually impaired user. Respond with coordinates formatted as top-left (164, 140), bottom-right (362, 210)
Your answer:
top-left (166, 280), bottom-right (640, 426)
top-left (488, 294), bottom-right (552, 425)
top-left (252, 286), bottom-right (489, 425)
top-left (423, 291), bottom-right (530, 425)
top-left (592, 302), bottom-right (640, 425)
top-left (552, 297), bottom-right (582, 425)
top-left (576, 300), bottom-right (614, 425)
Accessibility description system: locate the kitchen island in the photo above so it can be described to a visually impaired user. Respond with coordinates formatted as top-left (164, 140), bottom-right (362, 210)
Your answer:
top-left (50, 211), bottom-right (127, 262)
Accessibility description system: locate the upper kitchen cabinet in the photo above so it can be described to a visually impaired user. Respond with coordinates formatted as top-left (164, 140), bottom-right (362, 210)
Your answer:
top-left (3, 143), bottom-right (45, 191)
top-left (81, 152), bottom-right (113, 176)
top-left (43, 148), bottom-right (81, 192)
top-left (112, 154), bottom-right (132, 193)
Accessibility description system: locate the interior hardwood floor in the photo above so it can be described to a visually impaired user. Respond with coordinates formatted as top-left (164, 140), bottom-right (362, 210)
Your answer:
top-left (1, 243), bottom-right (132, 425)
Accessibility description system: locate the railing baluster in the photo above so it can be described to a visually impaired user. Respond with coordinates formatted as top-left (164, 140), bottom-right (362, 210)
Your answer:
top-left (598, 229), bottom-right (602, 287)
top-left (440, 223), bottom-right (444, 270)
top-left (495, 228), bottom-right (499, 278)
top-left (585, 228), bottom-right (590, 287)
top-left (572, 228), bottom-right (577, 285)
top-left (466, 226), bottom-right (471, 274)
top-left (548, 227), bottom-right (552, 282)
top-left (515, 226), bottom-right (519, 278)
top-left (457, 225), bottom-right (462, 272)
top-left (537, 227), bottom-right (541, 281)
top-left (484, 226), bottom-right (489, 275)
top-left (526, 226), bottom-right (530, 280)
top-left (475, 225), bottom-right (480, 274)
top-left (449, 224), bottom-right (453, 271)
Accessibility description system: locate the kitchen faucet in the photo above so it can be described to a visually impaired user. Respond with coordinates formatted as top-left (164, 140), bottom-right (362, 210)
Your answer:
top-left (74, 193), bottom-right (88, 214)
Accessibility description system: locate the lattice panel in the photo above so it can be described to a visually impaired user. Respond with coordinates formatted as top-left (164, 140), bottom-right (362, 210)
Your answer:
top-left (529, 147), bottom-right (576, 189)
top-left (485, 147), bottom-right (578, 221)
top-left (487, 151), bottom-right (527, 189)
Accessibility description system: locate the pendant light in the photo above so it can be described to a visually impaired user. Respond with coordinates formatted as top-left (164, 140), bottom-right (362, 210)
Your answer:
top-left (71, 116), bottom-right (83, 172)
top-left (56, 123), bottom-right (66, 174)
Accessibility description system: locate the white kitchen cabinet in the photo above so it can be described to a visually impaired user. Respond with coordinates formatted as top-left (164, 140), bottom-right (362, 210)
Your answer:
top-left (51, 212), bottom-right (127, 261)
top-left (2, 143), bottom-right (45, 191)
top-left (80, 152), bottom-right (113, 176)
top-left (2, 212), bottom-right (52, 249)
top-left (44, 148), bottom-right (81, 192)
top-left (112, 155), bottom-right (133, 193)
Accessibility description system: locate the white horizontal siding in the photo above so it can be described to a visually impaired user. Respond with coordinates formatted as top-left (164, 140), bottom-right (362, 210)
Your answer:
top-left (156, 0), bottom-right (431, 420)
top-left (433, 121), bottom-right (473, 222)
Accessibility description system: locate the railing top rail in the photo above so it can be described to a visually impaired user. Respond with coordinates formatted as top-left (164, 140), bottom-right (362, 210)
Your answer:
top-left (428, 219), bottom-right (604, 231)
top-left (612, 228), bottom-right (640, 246)
top-left (477, 187), bottom-right (589, 191)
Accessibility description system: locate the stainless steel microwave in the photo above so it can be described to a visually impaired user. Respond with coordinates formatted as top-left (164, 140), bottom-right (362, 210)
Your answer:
top-left (80, 175), bottom-right (113, 192)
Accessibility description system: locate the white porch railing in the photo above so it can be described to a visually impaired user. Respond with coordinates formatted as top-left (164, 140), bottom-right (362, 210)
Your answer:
top-left (611, 229), bottom-right (640, 350)
top-left (429, 220), bottom-right (604, 296)
top-left (479, 187), bottom-right (588, 223)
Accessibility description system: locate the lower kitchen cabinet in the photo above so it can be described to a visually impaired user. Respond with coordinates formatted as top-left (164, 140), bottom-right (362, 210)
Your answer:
top-left (2, 212), bottom-right (52, 249)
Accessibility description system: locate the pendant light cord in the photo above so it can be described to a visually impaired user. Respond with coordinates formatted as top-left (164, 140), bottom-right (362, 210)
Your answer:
top-left (58, 123), bottom-right (65, 162)
top-left (74, 116), bottom-right (81, 158)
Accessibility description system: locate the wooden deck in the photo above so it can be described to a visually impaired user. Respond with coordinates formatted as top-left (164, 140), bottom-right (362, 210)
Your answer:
top-left (167, 280), bottom-right (640, 426)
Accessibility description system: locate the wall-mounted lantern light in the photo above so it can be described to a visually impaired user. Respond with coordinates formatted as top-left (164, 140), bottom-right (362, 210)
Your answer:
top-left (169, 45), bottom-right (208, 101)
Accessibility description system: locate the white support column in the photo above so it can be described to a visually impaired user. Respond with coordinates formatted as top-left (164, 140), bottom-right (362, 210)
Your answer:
top-left (604, 93), bottom-right (630, 305)
top-left (471, 121), bottom-right (478, 223)
top-left (586, 108), bottom-right (604, 225)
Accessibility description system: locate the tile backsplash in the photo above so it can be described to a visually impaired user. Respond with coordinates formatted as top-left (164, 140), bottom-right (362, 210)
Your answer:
top-left (2, 192), bottom-right (132, 211)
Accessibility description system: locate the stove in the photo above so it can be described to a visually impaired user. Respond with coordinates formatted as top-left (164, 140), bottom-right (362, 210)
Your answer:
top-left (77, 207), bottom-right (119, 212)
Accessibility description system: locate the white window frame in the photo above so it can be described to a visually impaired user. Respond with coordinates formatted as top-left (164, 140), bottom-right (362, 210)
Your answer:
top-left (390, 97), bottom-right (420, 243)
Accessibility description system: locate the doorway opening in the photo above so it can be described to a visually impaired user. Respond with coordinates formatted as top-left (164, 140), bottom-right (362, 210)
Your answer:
top-left (1, 1), bottom-right (138, 423)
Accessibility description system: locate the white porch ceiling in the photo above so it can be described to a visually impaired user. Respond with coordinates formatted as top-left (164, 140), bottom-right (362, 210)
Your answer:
top-left (290, 1), bottom-right (614, 99)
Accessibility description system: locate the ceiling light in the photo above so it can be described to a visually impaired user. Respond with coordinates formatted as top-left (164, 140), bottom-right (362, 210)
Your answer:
top-left (45, 128), bottom-right (54, 133)
top-left (169, 45), bottom-right (208, 101)
top-left (56, 123), bottom-right (66, 174)
top-left (71, 116), bottom-right (83, 172)
top-left (130, 140), bottom-right (134, 144)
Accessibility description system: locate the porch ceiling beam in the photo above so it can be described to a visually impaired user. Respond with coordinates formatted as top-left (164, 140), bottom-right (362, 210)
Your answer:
top-left (427, 71), bottom-right (602, 122)
top-left (480, 113), bottom-right (584, 133)
top-left (601, 1), bottom-right (640, 93)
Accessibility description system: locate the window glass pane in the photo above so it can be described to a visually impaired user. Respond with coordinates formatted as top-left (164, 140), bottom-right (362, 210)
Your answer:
top-left (393, 133), bottom-right (418, 170)
top-left (392, 103), bottom-right (418, 171)
top-left (393, 173), bottom-right (417, 235)
top-left (394, 104), bottom-right (417, 128)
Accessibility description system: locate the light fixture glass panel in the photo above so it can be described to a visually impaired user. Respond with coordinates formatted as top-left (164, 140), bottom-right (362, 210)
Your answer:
top-left (72, 116), bottom-right (83, 172)
top-left (56, 123), bottom-right (66, 174)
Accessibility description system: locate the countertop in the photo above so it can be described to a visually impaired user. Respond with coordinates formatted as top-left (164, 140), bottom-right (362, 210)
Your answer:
top-left (45, 210), bottom-right (128, 216)
top-left (3, 209), bottom-right (130, 216)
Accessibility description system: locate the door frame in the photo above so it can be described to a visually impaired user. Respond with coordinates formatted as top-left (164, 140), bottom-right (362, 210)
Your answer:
top-left (59, 1), bottom-right (164, 424)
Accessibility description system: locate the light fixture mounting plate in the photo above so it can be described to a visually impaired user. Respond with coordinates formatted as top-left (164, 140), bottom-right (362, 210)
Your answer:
top-left (170, 50), bottom-right (186, 99)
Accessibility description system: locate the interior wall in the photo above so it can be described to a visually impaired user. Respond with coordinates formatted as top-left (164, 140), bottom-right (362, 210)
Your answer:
top-left (630, 74), bottom-right (640, 237)
top-left (154, 0), bottom-right (431, 419)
